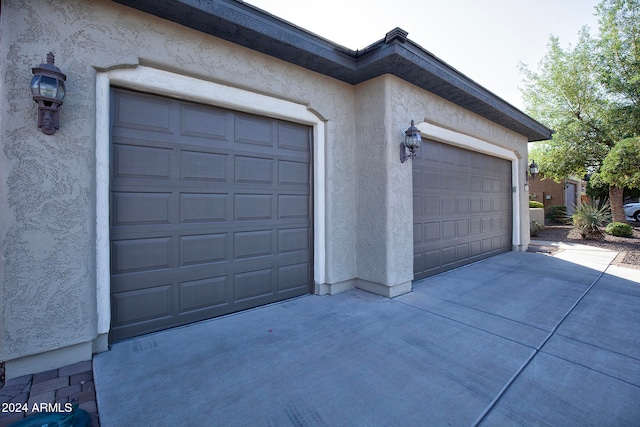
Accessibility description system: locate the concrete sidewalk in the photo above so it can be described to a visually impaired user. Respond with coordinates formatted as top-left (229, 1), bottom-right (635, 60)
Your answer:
top-left (94, 246), bottom-right (640, 426)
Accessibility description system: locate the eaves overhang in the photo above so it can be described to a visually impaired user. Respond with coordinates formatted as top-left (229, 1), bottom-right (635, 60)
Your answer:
top-left (111, 0), bottom-right (553, 142)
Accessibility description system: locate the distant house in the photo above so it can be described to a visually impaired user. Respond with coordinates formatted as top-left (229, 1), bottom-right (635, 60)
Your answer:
top-left (0, 0), bottom-right (552, 380)
top-left (528, 175), bottom-right (583, 216)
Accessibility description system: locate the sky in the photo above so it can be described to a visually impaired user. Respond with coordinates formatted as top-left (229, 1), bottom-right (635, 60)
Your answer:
top-left (245, 0), bottom-right (600, 111)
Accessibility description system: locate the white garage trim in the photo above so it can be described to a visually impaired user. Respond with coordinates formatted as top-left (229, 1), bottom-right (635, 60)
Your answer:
top-left (96, 66), bottom-right (327, 335)
top-left (416, 122), bottom-right (524, 250)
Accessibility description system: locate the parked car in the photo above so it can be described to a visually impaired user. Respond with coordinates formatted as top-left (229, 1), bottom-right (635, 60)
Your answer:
top-left (623, 202), bottom-right (640, 221)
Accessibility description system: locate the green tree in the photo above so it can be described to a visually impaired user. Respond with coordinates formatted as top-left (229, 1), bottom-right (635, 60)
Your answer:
top-left (600, 137), bottom-right (640, 189)
top-left (522, 0), bottom-right (640, 222)
top-left (596, 0), bottom-right (640, 137)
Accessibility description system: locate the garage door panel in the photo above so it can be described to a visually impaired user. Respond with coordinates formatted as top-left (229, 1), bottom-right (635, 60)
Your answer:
top-left (441, 145), bottom-right (456, 164)
top-left (278, 195), bottom-right (309, 219)
top-left (179, 276), bottom-right (230, 314)
top-left (278, 228), bottom-right (309, 254)
top-left (424, 222), bottom-right (439, 241)
top-left (234, 268), bottom-right (274, 302)
top-left (115, 92), bottom-right (172, 132)
top-left (278, 263), bottom-right (310, 292)
top-left (235, 114), bottom-right (275, 148)
top-left (279, 123), bottom-right (311, 153)
top-left (471, 178), bottom-right (483, 193)
top-left (180, 104), bottom-right (231, 141)
top-left (111, 237), bottom-right (171, 274)
top-left (457, 243), bottom-right (469, 261)
top-left (413, 223), bottom-right (422, 243)
top-left (442, 246), bottom-right (456, 265)
top-left (457, 150), bottom-right (470, 167)
top-left (456, 198), bottom-right (469, 214)
top-left (458, 175), bottom-right (470, 191)
top-left (413, 140), bottom-right (511, 280)
top-left (443, 175), bottom-right (457, 190)
top-left (442, 221), bottom-right (455, 238)
top-left (179, 233), bottom-right (228, 266)
top-left (235, 156), bottom-right (274, 184)
top-left (424, 250), bottom-right (441, 271)
top-left (112, 285), bottom-right (172, 326)
top-left (180, 151), bottom-right (229, 182)
top-left (113, 144), bottom-right (172, 180)
top-left (441, 198), bottom-right (455, 214)
top-left (234, 194), bottom-right (274, 221)
top-left (424, 196), bottom-right (439, 214)
top-left (279, 160), bottom-right (309, 185)
top-left (470, 198), bottom-right (482, 213)
top-left (179, 193), bottom-right (228, 223)
top-left (423, 172), bottom-right (440, 189)
top-left (457, 219), bottom-right (469, 237)
top-left (234, 230), bottom-right (273, 260)
top-left (112, 192), bottom-right (171, 226)
top-left (470, 218), bottom-right (481, 234)
top-left (110, 89), bottom-right (311, 342)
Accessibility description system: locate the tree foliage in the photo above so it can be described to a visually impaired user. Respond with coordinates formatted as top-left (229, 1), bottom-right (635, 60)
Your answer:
top-left (600, 137), bottom-right (640, 188)
top-left (522, 0), bottom-right (640, 221)
top-left (596, 0), bottom-right (640, 134)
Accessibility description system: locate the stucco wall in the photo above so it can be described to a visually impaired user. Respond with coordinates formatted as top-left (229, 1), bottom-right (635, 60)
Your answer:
top-left (1, 0), bottom-right (357, 374)
top-left (386, 75), bottom-right (531, 251)
top-left (354, 76), bottom-right (414, 296)
top-left (1, 0), bottom-right (535, 377)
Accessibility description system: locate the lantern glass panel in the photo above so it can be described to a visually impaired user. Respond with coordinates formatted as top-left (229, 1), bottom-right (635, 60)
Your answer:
top-left (56, 82), bottom-right (65, 100)
top-left (405, 132), bottom-right (421, 150)
top-left (30, 75), bottom-right (41, 96)
top-left (38, 76), bottom-right (60, 99)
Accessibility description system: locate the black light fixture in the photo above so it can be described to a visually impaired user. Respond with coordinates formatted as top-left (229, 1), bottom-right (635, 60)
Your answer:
top-left (31, 52), bottom-right (66, 135)
top-left (528, 160), bottom-right (539, 180)
top-left (400, 120), bottom-right (422, 163)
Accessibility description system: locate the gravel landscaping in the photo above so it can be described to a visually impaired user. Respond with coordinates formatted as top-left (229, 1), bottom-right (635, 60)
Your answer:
top-left (533, 221), bottom-right (640, 267)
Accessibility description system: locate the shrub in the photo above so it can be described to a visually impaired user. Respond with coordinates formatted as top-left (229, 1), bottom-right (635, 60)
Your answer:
top-left (546, 205), bottom-right (568, 223)
top-left (605, 222), bottom-right (633, 238)
top-left (572, 201), bottom-right (611, 240)
top-left (530, 220), bottom-right (544, 237)
top-left (529, 200), bottom-right (544, 208)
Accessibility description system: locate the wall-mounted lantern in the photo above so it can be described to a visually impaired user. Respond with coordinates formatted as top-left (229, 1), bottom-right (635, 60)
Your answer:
top-left (31, 52), bottom-right (66, 135)
top-left (528, 160), bottom-right (539, 180)
top-left (400, 120), bottom-right (422, 163)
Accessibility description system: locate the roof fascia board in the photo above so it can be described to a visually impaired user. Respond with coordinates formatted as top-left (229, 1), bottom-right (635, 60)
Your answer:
top-left (111, 0), bottom-right (552, 141)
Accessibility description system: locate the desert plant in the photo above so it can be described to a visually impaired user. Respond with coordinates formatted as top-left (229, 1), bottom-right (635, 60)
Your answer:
top-left (529, 200), bottom-right (544, 208)
top-left (546, 205), bottom-right (568, 223)
top-left (572, 201), bottom-right (611, 240)
top-left (530, 220), bottom-right (544, 237)
top-left (605, 222), bottom-right (633, 238)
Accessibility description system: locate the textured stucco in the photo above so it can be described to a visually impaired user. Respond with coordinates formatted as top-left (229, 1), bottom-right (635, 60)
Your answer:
top-left (352, 74), bottom-right (531, 293)
top-left (1, 0), bottom-right (357, 375)
top-left (387, 76), bottom-right (531, 250)
top-left (2, 0), bottom-right (533, 377)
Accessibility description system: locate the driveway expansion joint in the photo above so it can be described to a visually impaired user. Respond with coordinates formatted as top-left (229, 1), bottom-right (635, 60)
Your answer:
top-left (471, 258), bottom-right (612, 426)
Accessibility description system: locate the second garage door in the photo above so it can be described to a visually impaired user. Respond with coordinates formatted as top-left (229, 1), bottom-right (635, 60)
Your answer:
top-left (413, 139), bottom-right (512, 280)
top-left (109, 89), bottom-right (312, 342)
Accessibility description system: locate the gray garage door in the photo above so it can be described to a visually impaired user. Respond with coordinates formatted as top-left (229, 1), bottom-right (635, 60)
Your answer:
top-left (413, 139), bottom-right (512, 280)
top-left (109, 89), bottom-right (312, 342)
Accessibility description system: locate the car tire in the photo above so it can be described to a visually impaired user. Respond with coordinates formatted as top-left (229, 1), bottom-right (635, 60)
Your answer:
top-left (634, 211), bottom-right (640, 222)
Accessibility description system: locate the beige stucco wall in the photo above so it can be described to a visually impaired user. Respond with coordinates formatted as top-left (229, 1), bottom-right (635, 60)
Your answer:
top-left (0, 0), bottom-right (357, 377)
top-left (351, 75), bottom-right (531, 297)
top-left (1, 0), bottom-right (532, 378)
top-left (386, 76), bottom-right (531, 251)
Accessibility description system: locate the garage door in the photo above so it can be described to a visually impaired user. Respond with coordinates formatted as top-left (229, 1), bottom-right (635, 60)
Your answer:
top-left (413, 139), bottom-right (512, 280)
top-left (109, 89), bottom-right (312, 342)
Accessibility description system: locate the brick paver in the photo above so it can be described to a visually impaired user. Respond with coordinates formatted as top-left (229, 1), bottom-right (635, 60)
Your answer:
top-left (0, 361), bottom-right (99, 427)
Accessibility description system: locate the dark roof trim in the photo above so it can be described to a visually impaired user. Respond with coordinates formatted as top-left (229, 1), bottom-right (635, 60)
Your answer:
top-left (112, 0), bottom-right (553, 141)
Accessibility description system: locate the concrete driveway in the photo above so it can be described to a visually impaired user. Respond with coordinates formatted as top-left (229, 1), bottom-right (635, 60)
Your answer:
top-left (94, 244), bottom-right (640, 426)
